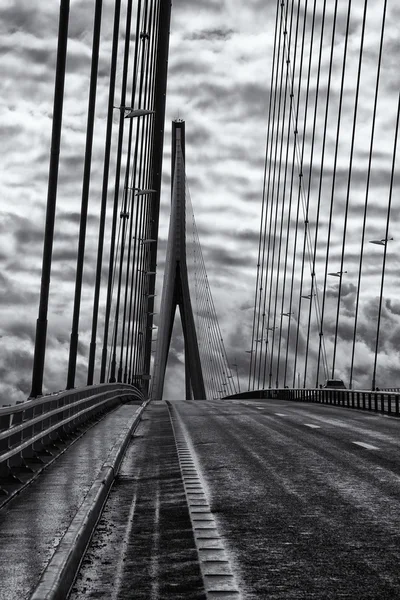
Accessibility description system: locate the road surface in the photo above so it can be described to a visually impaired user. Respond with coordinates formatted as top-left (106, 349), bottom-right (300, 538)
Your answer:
top-left (71, 399), bottom-right (400, 599)
top-left (1, 399), bottom-right (400, 598)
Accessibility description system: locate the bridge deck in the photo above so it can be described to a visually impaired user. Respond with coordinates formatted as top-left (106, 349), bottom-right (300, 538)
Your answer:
top-left (70, 401), bottom-right (205, 600)
top-left (0, 402), bottom-right (142, 600)
top-left (1, 400), bottom-right (400, 599)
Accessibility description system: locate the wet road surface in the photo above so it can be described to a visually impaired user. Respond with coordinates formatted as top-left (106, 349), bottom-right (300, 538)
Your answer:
top-left (0, 402), bottom-right (142, 600)
top-left (70, 402), bottom-right (205, 600)
top-left (2, 399), bottom-right (400, 599)
top-left (71, 399), bottom-right (400, 599)
top-left (173, 399), bottom-right (400, 599)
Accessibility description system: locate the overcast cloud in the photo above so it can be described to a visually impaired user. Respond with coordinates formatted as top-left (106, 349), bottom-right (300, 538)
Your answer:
top-left (0, 0), bottom-right (399, 403)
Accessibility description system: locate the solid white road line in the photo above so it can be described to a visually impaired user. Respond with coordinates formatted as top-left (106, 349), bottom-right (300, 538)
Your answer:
top-left (352, 441), bottom-right (380, 451)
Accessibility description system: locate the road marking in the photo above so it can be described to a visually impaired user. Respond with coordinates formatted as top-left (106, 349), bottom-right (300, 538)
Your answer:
top-left (168, 404), bottom-right (242, 599)
top-left (275, 413), bottom-right (287, 417)
top-left (352, 441), bottom-right (380, 451)
top-left (304, 423), bottom-right (321, 429)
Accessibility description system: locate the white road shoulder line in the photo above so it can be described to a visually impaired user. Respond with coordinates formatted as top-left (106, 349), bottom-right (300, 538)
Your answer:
top-left (304, 423), bottom-right (321, 429)
top-left (352, 441), bottom-right (380, 450)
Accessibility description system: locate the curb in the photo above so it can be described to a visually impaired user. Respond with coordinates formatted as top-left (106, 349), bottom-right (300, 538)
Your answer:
top-left (30, 400), bottom-right (149, 600)
top-left (167, 402), bottom-right (242, 599)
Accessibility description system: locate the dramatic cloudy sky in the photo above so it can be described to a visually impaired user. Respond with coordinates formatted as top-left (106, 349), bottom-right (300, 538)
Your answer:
top-left (0, 0), bottom-right (399, 403)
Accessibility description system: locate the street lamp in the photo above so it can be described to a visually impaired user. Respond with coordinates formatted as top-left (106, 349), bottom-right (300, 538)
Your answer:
top-left (114, 106), bottom-right (155, 118)
top-left (369, 237), bottom-right (393, 390)
top-left (114, 106), bottom-right (155, 119)
top-left (328, 271), bottom-right (347, 277)
top-left (135, 189), bottom-right (157, 196)
top-left (369, 237), bottom-right (393, 246)
top-left (232, 359), bottom-right (241, 393)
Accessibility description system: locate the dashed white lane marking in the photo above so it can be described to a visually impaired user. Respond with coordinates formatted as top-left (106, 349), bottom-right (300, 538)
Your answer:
top-left (167, 403), bottom-right (242, 600)
top-left (353, 441), bottom-right (380, 451)
top-left (275, 413), bottom-right (287, 417)
top-left (304, 423), bottom-right (321, 429)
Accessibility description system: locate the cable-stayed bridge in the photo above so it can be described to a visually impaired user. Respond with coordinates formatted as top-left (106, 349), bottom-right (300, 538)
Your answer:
top-left (1, 1), bottom-right (400, 598)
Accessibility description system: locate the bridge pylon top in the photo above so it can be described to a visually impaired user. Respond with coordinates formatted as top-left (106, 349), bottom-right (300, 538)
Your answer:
top-left (151, 121), bottom-right (206, 400)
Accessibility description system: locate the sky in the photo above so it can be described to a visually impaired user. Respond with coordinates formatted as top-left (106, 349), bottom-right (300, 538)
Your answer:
top-left (0, 0), bottom-right (399, 404)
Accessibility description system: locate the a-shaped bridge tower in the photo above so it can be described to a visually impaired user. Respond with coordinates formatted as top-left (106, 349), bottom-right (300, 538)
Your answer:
top-left (151, 120), bottom-right (206, 400)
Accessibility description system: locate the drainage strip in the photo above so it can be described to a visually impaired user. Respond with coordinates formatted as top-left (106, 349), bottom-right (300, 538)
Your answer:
top-left (167, 402), bottom-right (242, 600)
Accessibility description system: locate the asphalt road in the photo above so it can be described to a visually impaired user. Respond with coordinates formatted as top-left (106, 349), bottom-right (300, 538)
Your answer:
top-left (172, 399), bottom-right (400, 599)
top-left (2, 399), bottom-right (400, 599)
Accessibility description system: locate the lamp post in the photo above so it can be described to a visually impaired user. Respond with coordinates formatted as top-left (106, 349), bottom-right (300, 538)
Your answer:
top-left (115, 106), bottom-right (155, 119)
top-left (328, 270), bottom-right (348, 379)
top-left (369, 237), bottom-right (393, 246)
top-left (246, 349), bottom-right (255, 391)
top-left (370, 237), bottom-right (393, 390)
top-left (232, 359), bottom-right (241, 393)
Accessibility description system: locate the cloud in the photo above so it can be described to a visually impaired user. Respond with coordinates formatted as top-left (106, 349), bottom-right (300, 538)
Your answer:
top-left (187, 28), bottom-right (235, 42)
top-left (1, 0), bottom-right (400, 404)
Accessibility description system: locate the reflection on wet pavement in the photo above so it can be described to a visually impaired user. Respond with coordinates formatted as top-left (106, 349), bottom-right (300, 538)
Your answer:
top-left (0, 403), bottom-right (141, 600)
top-left (70, 403), bottom-right (205, 600)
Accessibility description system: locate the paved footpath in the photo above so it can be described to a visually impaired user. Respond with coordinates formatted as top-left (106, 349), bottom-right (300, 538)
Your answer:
top-left (0, 402), bottom-right (142, 600)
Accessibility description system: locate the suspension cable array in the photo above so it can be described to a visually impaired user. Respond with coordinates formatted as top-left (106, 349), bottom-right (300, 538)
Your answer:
top-left (151, 120), bottom-right (236, 400)
top-left (31, 0), bottom-right (171, 397)
top-left (185, 184), bottom-right (237, 399)
top-left (249, 0), bottom-right (399, 391)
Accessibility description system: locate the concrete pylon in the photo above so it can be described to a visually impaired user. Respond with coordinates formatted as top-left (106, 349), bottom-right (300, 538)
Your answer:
top-left (151, 120), bottom-right (206, 400)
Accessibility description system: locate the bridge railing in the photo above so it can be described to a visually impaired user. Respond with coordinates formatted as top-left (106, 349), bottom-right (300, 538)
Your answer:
top-left (225, 388), bottom-right (400, 417)
top-left (0, 383), bottom-right (144, 479)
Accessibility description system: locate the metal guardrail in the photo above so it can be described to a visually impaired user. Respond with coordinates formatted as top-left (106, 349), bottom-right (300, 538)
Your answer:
top-left (30, 399), bottom-right (149, 600)
top-left (0, 383), bottom-right (144, 480)
top-left (225, 388), bottom-right (400, 417)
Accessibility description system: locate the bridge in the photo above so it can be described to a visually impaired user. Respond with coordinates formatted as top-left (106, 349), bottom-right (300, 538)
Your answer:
top-left (1, 0), bottom-right (400, 598)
